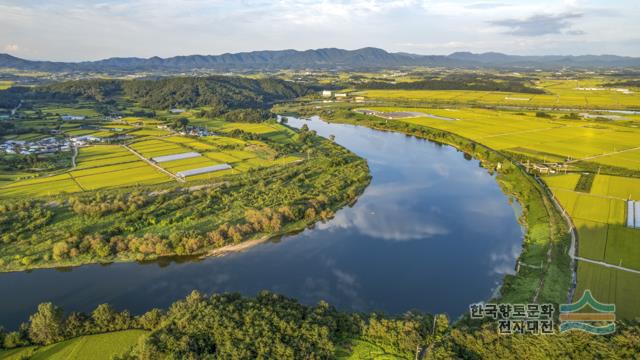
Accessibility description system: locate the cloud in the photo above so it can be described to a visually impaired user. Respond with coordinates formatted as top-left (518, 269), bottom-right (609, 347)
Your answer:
top-left (465, 2), bottom-right (510, 10)
top-left (490, 13), bottom-right (583, 36)
top-left (317, 201), bottom-right (450, 241)
top-left (4, 43), bottom-right (19, 52)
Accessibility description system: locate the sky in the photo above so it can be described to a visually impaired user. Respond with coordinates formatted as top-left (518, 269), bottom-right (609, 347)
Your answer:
top-left (1, 0), bottom-right (639, 61)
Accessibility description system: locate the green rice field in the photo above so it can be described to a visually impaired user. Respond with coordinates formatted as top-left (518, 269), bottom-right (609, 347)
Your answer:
top-left (574, 262), bottom-right (640, 320)
top-left (0, 330), bottom-right (146, 360)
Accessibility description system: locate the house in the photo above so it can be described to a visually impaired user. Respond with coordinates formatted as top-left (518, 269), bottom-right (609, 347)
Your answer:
top-left (170, 108), bottom-right (185, 114)
top-left (531, 164), bottom-right (550, 174)
top-left (334, 93), bottom-right (347, 98)
top-left (321, 90), bottom-right (332, 98)
top-left (71, 135), bottom-right (101, 146)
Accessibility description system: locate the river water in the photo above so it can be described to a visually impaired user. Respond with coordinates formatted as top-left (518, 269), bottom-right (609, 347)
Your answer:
top-left (0, 116), bottom-right (524, 328)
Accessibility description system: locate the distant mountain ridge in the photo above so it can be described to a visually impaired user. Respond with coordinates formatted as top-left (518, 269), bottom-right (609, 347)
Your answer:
top-left (1, 47), bottom-right (639, 72)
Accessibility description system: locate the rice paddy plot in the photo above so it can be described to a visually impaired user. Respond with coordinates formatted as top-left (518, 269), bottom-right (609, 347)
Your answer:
top-left (575, 261), bottom-right (640, 320)
top-left (204, 151), bottom-right (241, 163)
top-left (73, 164), bottom-right (170, 190)
top-left (76, 153), bottom-right (139, 169)
top-left (0, 174), bottom-right (82, 197)
top-left (129, 128), bottom-right (169, 137)
top-left (543, 173), bottom-right (581, 191)
top-left (162, 157), bottom-right (222, 173)
top-left (0, 330), bottom-right (146, 360)
top-left (573, 219), bottom-right (607, 261)
top-left (603, 225), bottom-right (640, 270)
top-left (590, 174), bottom-right (640, 200)
top-left (218, 122), bottom-right (283, 135)
top-left (591, 148), bottom-right (640, 171)
top-left (39, 106), bottom-right (99, 117)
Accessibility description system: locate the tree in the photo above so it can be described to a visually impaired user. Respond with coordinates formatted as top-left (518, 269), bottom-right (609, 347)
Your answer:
top-left (174, 117), bottom-right (189, 130)
top-left (52, 241), bottom-right (69, 260)
top-left (92, 304), bottom-right (117, 332)
top-left (28, 302), bottom-right (65, 345)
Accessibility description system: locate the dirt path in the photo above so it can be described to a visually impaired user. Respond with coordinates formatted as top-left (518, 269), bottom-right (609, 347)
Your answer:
top-left (10, 100), bottom-right (22, 116)
top-left (574, 256), bottom-right (640, 275)
top-left (71, 144), bottom-right (78, 169)
top-left (122, 144), bottom-right (184, 183)
top-left (566, 145), bottom-right (640, 164)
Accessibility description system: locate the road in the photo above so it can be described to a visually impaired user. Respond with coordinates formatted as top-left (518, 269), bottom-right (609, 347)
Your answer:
top-left (574, 256), bottom-right (640, 275)
top-left (566, 145), bottom-right (640, 164)
top-left (71, 145), bottom-right (78, 169)
top-left (10, 100), bottom-right (22, 116)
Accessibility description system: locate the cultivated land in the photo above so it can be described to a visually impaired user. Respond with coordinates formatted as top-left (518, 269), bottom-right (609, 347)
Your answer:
top-left (0, 330), bottom-right (146, 360)
top-left (360, 78), bottom-right (640, 110)
top-left (276, 72), bottom-right (640, 319)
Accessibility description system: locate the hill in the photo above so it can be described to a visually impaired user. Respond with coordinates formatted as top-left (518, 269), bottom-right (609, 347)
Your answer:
top-left (2, 48), bottom-right (640, 72)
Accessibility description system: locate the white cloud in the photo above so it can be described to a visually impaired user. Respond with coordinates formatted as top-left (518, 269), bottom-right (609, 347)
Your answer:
top-left (0, 0), bottom-right (639, 60)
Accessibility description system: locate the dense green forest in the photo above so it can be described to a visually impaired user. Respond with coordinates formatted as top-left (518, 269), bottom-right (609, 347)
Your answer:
top-left (0, 76), bottom-right (312, 112)
top-left (360, 74), bottom-right (545, 94)
top-left (2, 292), bottom-right (638, 359)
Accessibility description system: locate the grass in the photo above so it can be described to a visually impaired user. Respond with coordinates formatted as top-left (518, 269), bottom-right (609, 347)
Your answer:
top-left (0, 330), bottom-right (147, 360)
top-left (574, 173), bottom-right (595, 193)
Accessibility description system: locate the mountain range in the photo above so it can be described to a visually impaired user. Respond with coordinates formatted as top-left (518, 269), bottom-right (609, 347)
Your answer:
top-left (1, 47), bottom-right (639, 72)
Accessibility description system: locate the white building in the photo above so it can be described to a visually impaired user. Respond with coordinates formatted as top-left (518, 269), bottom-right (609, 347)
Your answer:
top-left (61, 115), bottom-right (86, 121)
top-left (321, 90), bottom-right (332, 98)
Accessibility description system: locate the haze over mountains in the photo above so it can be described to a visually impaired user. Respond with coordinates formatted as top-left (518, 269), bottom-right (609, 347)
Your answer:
top-left (1, 47), bottom-right (639, 72)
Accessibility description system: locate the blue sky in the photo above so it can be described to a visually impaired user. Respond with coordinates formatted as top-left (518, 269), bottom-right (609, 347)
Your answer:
top-left (1, 0), bottom-right (639, 61)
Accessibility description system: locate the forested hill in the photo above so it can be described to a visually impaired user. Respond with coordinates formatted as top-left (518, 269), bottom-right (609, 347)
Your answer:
top-left (2, 48), bottom-right (640, 72)
top-left (0, 76), bottom-right (312, 111)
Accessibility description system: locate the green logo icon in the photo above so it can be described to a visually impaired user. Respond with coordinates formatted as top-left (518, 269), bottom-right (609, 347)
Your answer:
top-left (559, 290), bottom-right (616, 335)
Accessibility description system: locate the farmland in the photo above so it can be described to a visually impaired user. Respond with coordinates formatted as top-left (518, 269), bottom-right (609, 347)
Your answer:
top-left (356, 106), bottom-right (640, 168)
top-left (0, 330), bottom-right (146, 360)
top-left (361, 78), bottom-right (640, 110)
top-left (0, 120), bottom-right (301, 197)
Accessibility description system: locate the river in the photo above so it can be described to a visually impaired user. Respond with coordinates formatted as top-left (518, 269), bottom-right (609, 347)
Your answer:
top-left (0, 116), bottom-right (524, 328)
